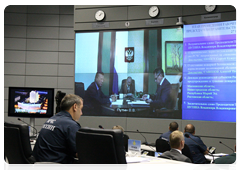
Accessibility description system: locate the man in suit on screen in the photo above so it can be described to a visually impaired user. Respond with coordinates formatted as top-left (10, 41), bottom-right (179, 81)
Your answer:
top-left (84, 72), bottom-right (116, 109)
top-left (142, 67), bottom-right (172, 109)
top-left (119, 76), bottom-right (135, 96)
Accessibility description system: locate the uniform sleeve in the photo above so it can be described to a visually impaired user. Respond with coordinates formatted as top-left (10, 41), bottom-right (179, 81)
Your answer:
top-left (196, 137), bottom-right (207, 153)
top-left (66, 123), bottom-right (81, 157)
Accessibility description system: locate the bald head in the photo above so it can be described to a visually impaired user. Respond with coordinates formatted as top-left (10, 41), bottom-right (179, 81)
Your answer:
top-left (184, 124), bottom-right (195, 134)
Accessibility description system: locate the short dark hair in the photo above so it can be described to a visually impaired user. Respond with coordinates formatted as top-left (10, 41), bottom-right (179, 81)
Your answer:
top-left (184, 124), bottom-right (195, 134)
top-left (153, 67), bottom-right (164, 77)
top-left (95, 72), bottom-right (104, 81)
top-left (169, 122), bottom-right (178, 131)
top-left (60, 94), bottom-right (83, 111)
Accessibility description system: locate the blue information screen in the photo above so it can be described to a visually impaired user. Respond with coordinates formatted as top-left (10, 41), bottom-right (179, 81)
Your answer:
top-left (182, 21), bottom-right (236, 122)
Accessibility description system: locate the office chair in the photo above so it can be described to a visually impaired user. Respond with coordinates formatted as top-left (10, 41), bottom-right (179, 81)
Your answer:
top-left (4, 122), bottom-right (69, 170)
top-left (123, 134), bottom-right (129, 152)
top-left (75, 82), bottom-right (85, 98)
top-left (155, 83), bottom-right (180, 115)
top-left (155, 138), bottom-right (171, 153)
top-left (76, 127), bottom-right (127, 164)
top-left (182, 144), bottom-right (193, 162)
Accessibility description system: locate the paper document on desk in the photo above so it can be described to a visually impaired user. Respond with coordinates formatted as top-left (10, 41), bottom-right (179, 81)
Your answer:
top-left (213, 153), bottom-right (229, 157)
top-left (126, 157), bottom-right (151, 163)
top-left (112, 100), bottom-right (123, 105)
top-left (130, 101), bottom-right (149, 105)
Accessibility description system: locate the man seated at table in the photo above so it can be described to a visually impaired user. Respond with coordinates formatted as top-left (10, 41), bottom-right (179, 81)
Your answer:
top-left (159, 121), bottom-right (179, 141)
top-left (119, 76), bottom-right (135, 97)
top-left (184, 124), bottom-right (209, 164)
top-left (33, 94), bottom-right (83, 163)
top-left (214, 141), bottom-right (238, 169)
top-left (160, 130), bottom-right (192, 163)
top-left (84, 72), bottom-right (117, 109)
top-left (142, 67), bottom-right (172, 109)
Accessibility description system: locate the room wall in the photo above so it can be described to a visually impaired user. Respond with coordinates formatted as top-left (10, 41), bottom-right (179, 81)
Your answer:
top-left (4, 5), bottom-right (236, 154)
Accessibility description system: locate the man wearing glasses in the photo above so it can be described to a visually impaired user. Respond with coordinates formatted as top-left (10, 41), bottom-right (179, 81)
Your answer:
top-left (142, 67), bottom-right (172, 109)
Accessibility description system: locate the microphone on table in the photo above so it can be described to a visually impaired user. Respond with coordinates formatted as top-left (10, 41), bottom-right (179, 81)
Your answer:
top-left (18, 118), bottom-right (38, 137)
top-left (99, 125), bottom-right (104, 129)
top-left (184, 133), bottom-right (214, 163)
top-left (219, 141), bottom-right (234, 153)
top-left (136, 129), bottom-right (148, 145)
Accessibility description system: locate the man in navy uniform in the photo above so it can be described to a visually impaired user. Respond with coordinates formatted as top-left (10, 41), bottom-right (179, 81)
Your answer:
top-left (184, 124), bottom-right (209, 164)
top-left (33, 94), bottom-right (83, 163)
top-left (159, 122), bottom-right (179, 141)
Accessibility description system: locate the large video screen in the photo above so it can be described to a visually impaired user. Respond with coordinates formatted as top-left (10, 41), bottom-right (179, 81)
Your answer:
top-left (75, 27), bottom-right (183, 119)
top-left (182, 21), bottom-right (236, 122)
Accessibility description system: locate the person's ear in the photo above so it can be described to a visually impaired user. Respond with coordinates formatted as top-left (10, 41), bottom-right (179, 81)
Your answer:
top-left (73, 103), bottom-right (77, 112)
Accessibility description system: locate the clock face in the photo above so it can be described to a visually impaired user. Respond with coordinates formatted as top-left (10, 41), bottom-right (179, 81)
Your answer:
top-left (95, 10), bottom-right (105, 21)
top-left (149, 6), bottom-right (159, 18)
top-left (205, 5), bottom-right (216, 12)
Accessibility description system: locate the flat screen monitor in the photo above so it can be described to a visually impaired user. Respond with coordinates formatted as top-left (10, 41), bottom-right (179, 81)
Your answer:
top-left (8, 87), bottom-right (55, 118)
top-left (182, 20), bottom-right (236, 122)
top-left (75, 27), bottom-right (183, 119)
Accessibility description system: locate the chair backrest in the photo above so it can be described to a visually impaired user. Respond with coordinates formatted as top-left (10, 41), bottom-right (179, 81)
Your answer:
top-left (121, 79), bottom-right (135, 93)
top-left (182, 144), bottom-right (193, 162)
top-left (169, 83), bottom-right (180, 109)
top-left (4, 122), bottom-right (35, 163)
top-left (75, 82), bottom-right (85, 98)
top-left (76, 127), bottom-right (126, 164)
top-left (123, 134), bottom-right (129, 152)
top-left (155, 138), bottom-right (171, 153)
top-left (4, 126), bottom-right (34, 164)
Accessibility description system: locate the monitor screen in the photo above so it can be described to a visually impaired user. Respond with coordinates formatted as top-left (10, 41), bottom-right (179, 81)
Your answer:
top-left (8, 87), bottom-right (55, 118)
top-left (182, 20), bottom-right (236, 122)
top-left (75, 27), bottom-right (183, 119)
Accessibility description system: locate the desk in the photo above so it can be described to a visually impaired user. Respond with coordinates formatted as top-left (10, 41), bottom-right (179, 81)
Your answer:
top-left (127, 158), bottom-right (198, 170)
top-left (140, 144), bottom-right (228, 163)
top-left (127, 156), bottom-right (223, 170)
top-left (83, 97), bottom-right (181, 119)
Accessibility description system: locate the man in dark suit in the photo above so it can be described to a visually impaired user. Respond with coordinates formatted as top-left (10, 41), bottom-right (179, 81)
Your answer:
top-left (120, 76), bottom-right (135, 95)
top-left (159, 121), bottom-right (179, 141)
top-left (184, 124), bottom-right (209, 164)
top-left (142, 67), bottom-right (172, 109)
top-left (161, 130), bottom-right (192, 163)
top-left (214, 141), bottom-right (238, 169)
top-left (84, 72), bottom-right (116, 109)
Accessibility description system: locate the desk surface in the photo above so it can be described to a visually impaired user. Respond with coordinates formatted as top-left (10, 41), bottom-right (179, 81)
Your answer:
top-left (127, 157), bottom-right (198, 170)
top-left (140, 144), bottom-right (228, 162)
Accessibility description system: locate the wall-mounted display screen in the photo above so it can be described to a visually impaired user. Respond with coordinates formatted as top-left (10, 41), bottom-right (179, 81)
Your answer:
top-left (75, 27), bottom-right (183, 119)
top-left (182, 21), bottom-right (236, 122)
top-left (75, 20), bottom-right (236, 122)
top-left (8, 87), bottom-right (55, 118)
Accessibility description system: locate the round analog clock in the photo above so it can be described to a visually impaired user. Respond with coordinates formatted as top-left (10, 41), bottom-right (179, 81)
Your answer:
top-left (149, 6), bottom-right (159, 18)
top-left (205, 5), bottom-right (216, 12)
top-left (95, 10), bottom-right (105, 21)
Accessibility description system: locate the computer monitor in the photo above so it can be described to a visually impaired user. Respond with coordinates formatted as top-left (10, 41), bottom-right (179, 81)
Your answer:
top-left (8, 87), bottom-right (54, 118)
